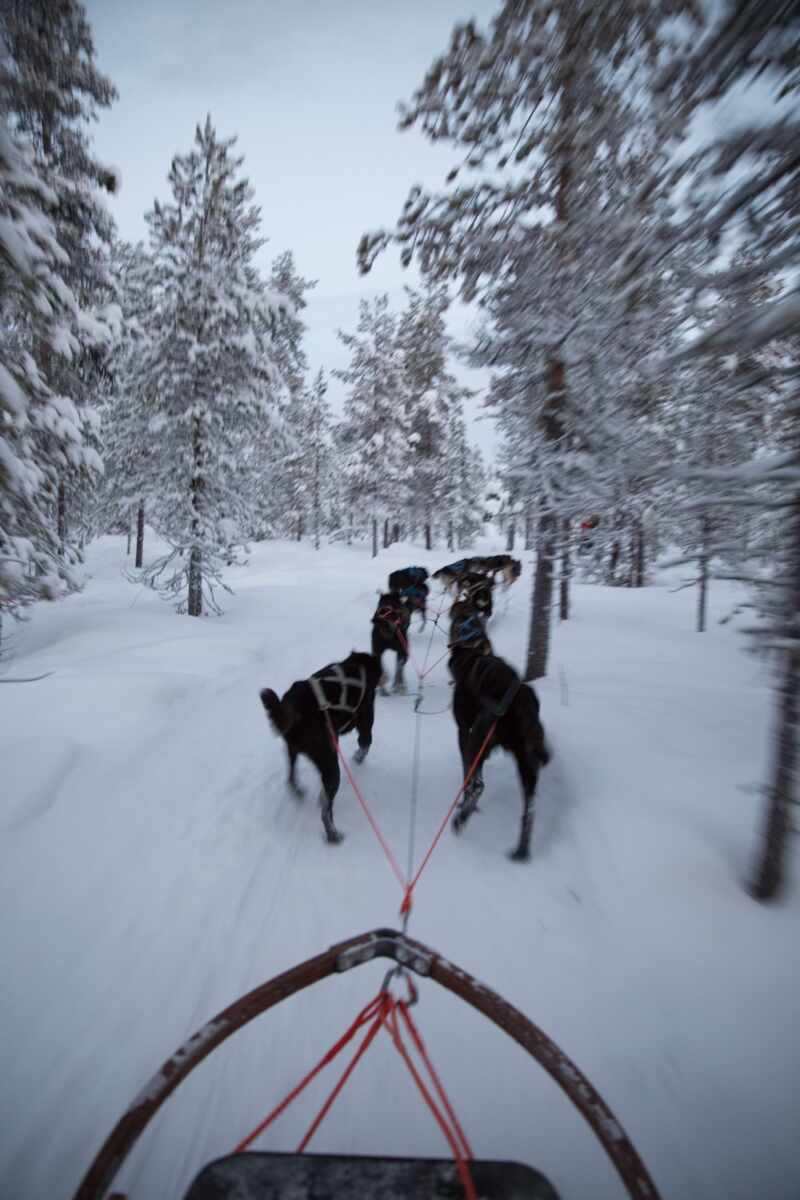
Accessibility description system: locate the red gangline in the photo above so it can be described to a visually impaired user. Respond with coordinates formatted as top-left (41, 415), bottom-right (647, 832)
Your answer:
top-left (325, 714), bottom-right (407, 892)
top-left (401, 719), bottom-right (497, 914)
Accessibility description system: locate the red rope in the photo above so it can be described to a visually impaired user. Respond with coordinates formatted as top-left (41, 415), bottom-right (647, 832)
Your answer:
top-left (401, 719), bottom-right (497, 914)
top-left (396, 1001), bottom-right (473, 1160)
top-left (238, 987), bottom-right (477, 1200)
top-left (234, 993), bottom-right (383, 1152)
top-left (325, 713), bottom-right (407, 891)
top-left (384, 1002), bottom-right (478, 1200)
top-left (418, 645), bottom-right (452, 681)
top-left (297, 995), bottom-right (390, 1152)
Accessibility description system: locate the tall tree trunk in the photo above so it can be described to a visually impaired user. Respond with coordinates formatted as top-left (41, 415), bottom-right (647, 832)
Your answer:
top-left (634, 519), bottom-right (645, 588)
top-left (135, 500), bottom-right (145, 568)
top-left (524, 511), bottom-right (533, 551)
top-left (425, 521), bottom-right (432, 551)
top-left (525, 509), bottom-right (556, 681)
top-left (447, 519), bottom-right (454, 552)
top-left (57, 480), bottom-right (67, 556)
top-left (371, 516), bottom-right (378, 559)
top-left (126, 521), bottom-right (132, 556)
top-left (393, 521), bottom-right (400, 544)
top-left (347, 513), bottom-right (353, 546)
top-left (608, 540), bottom-right (621, 584)
top-left (313, 438), bottom-right (321, 550)
top-left (296, 515), bottom-right (303, 542)
top-left (750, 495), bottom-right (800, 900)
top-left (188, 418), bottom-right (204, 617)
top-left (506, 519), bottom-right (516, 552)
top-left (383, 518), bottom-right (390, 549)
top-left (525, 356), bottom-right (565, 679)
top-left (697, 512), bottom-right (711, 633)
top-left (524, 49), bottom-right (573, 679)
top-left (559, 517), bottom-right (571, 621)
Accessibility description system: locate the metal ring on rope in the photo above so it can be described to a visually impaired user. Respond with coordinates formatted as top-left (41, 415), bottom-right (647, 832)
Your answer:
top-left (73, 928), bottom-right (661, 1200)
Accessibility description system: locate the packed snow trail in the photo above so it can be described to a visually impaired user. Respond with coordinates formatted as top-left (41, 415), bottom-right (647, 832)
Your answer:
top-left (1, 536), bottom-right (798, 1200)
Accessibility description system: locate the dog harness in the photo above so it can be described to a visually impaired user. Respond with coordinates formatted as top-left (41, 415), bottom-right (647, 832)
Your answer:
top-left (449, 613), bottom-right (489, 649)
top-left (401, 584), bottom-right (426, 604)
top-left (374, 603), bottom-right (410, 633)
top-left (309, 663), bottom-right (367, 729)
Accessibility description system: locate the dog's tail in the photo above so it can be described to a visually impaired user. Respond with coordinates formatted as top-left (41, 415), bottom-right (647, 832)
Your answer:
top-left (260, 687), bottom-right (294, 735)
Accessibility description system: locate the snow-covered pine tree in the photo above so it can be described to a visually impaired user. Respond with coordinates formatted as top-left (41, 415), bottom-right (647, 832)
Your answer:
top-left (304, 369), bottom-right (334, 549)
top-left (1, 0), bottom-right (120, 556)
top-left (359, 0), bottom-right (697, 679)
top-left (97, 239), bottom-right (155, 566)
top-left (334, 294), bottom-right (408, 557)
top-left (445, 408), bottom-right (484, 550)
top-left (133, 116), bottom-right (286, 615)
top-left (396, 282), bottom-right (469, 548)
top-left (649, 0), bottom-right (800, 899)
top-left (0, 116), bottom-right (105, 630)
top-left (248, 251), bottom-right (315, 539)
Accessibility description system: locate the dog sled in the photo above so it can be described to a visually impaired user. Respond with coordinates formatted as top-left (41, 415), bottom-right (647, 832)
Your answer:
top-left (73, 927), bottom-right (660, 1200)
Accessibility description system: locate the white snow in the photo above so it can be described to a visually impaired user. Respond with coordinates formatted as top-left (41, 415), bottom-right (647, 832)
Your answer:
top-left (1, 534), bottom-right (798, 1200)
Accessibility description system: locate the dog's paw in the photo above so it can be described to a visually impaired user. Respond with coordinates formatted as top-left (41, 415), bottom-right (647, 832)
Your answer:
top-left (289, 783), bottom-right (306, 799)
top-left (325, 828), bottom-right (345, 845)
top-left (352, 746), bottom-right (368, 764)
top-left (391, 681), bottom-right (408, 695)
top-left (509, 846), bottom-right (531, 863)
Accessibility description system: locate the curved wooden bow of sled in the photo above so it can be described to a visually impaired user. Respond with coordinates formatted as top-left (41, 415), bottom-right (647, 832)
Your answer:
top-left (73, 928), bottom-right (661, 1200)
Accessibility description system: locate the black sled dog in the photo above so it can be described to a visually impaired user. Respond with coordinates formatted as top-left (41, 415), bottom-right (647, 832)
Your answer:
top-left (449, 645), bottom-right (550, 861)
top-left (371, 592), bottom-right (412, 695)
top-left (387, 566), bottom-right (429, 627)
top-left (260, 651), bottom-right (381, 844)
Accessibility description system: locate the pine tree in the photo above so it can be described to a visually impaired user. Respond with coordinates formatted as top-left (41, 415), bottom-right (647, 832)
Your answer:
top-left (360, 0), bottom-right (697, 678)
top-left (396, 282), bottom-right (467, 548)
top-left (652, 0), bottom-right (800, 899)
top-left (1, 0), bottom-right (120, 556)
top-left (334, 294), bottom-right (408, 556)
top-left (0, 116), bottom-right (104, 624)
top-left (97, 239), bottom-right (155, 566)
top-left (445, 409), bottom-right (484, 550)
top-left (305, 369), bottom-right (334, 549)
top-left (133, 116), bottom-right (286, 615)
top-left (249, 250), bottom-right (315, 539)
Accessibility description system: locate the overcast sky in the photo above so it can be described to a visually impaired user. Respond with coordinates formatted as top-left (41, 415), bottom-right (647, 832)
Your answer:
top-left (84, 0), bottom-right (500, 458)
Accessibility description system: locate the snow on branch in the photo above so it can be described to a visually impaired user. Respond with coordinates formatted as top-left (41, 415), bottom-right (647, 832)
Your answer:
top-left (675, 290), bottom-right (800, 358)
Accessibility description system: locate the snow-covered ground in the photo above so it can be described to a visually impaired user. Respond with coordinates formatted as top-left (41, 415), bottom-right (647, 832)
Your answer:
top-left (1, 535), bottom-right (798, 1200)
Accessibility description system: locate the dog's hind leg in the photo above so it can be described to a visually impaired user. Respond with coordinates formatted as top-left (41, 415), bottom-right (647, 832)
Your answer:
top-left (372, 632), bottom-right (390, 695)
top-left (318, 748), bottom-right (343, 844)
top-left (510, 760), bottom-right (539, 862)
top-left (287, 745), bottom-right (305, 798)
top-left (452, 716), bottom-right (490, 834)
top-left (353, 690), bottom-right (375, 764)
top-left (392, 650), bottom-right (408, 695)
